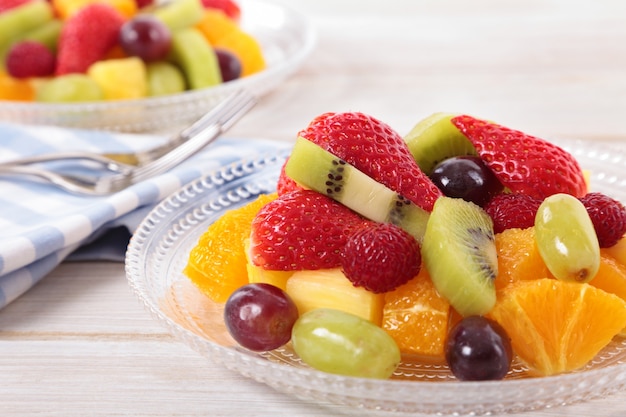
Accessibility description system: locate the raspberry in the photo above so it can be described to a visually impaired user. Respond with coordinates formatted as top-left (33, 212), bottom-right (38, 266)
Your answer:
top-left (340, 222), bottom-right (421, 293)
top-left (579, 192), bottom-right (626, 248)
top-left (484, 193), bottom-right (542, 234)
top-left (6, 41), bottom-right (56, 79)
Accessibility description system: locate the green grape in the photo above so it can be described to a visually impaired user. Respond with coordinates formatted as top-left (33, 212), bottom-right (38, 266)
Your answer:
top-left (36, 74), bottom-right (103, 102)
top-left (534, 193), bottom-right (600, 283)
top-left (291, 308), bottom-right (400, 379)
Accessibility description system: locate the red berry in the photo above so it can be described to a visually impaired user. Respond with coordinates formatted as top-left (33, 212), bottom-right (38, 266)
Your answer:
top-left (249, 190), bottom-right (371, 271)
top-left (276, 158), bottom-right (303, 196)
top-left (484, 193), bottom-right (542, 234)
top-left (0, 0), bottom-right (30, 13)
top-left (6, 41), bottom-right (56, 78)
top-left (452, 115), bottom-right (587, 200)
top-left (579, 192), bottom-right (626, 248)
top-left (341, 222), bottom-right (421, 293)
top-left (201, 0), bottom-right (241, 20)
top-left (56, 3), bottom-right (125, 75)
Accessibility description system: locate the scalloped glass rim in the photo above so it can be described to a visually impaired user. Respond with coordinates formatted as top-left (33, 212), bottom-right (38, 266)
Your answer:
top-left (125, 139), bottom-right (626, 416)
top-left (0, 0), bottom-right (316, 133)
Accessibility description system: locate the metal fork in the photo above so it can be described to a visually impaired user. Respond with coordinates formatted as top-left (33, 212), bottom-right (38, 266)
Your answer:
top-left (0, 90), bottom-right (256, 195)
top-left (0, 94), bottom-right (246, 173)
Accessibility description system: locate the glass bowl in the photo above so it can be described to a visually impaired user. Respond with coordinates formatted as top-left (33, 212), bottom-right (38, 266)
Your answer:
top-left (125, 139), bottom-right (626, 415)
top-left (0, 0), bottom-right (316, 133)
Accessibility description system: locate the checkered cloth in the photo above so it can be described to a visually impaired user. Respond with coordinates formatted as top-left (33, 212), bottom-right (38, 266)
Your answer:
top-left (0, 122), bottom-right (290, 309)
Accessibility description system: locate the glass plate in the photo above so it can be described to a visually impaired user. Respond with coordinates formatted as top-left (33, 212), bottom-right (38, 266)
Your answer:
top-left (126, 139), bottom-right (626, 415)
top-left (0, 0), bottom-right (316, 133)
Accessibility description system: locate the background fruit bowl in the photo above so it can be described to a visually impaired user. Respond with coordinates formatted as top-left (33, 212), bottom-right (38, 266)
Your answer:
top-left (0, 0), bottom-right (316, 133)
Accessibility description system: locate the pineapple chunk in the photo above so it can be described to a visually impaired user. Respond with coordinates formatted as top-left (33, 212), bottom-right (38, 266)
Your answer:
top-left (246, 262), bottom-right (293, 291)
top-left (286, 268), bottom-right (384, 325)
top-left (87, 57), bottom-right (147, 100)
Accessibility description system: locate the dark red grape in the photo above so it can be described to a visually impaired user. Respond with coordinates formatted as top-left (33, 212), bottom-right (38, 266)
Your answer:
top-left (429, 156), bottom-right (503, 207)
top-left (224, 283), bottom-right (299, 351)
top-left (445, 315), bottom-right (513, 381)
top-left (119, 15), bottom-right (172, 62)
top-left (215, 48), bottom-right (242, 82)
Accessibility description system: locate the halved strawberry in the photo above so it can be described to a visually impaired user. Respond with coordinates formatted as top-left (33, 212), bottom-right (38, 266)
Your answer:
top-left (283, 112), bottom-right (442, 212)
top-left (249, 189), bottom-right (371, 271)
top-left (55, 3), bottom-right (125, 75)
top-left (451, 115), bottom-right (587, 200)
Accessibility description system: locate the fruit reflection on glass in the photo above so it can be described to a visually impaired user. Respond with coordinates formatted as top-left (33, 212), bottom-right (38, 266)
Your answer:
top-left (184, 111), bottom-right (626, 381)
top-left (0, 0), bottom-right (265, 102)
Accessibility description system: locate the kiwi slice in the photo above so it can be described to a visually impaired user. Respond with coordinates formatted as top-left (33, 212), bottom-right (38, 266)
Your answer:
top-left (421, 196), bottom-right (497, 316)
top-left (170, 28), bottom-right (222, 90)
top-left (403, 112), bottom-right (477, 175)
top-left (284, 137), bottom-right (430, 243)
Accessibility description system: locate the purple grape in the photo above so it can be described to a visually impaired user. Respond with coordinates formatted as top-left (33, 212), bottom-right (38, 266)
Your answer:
top-left (429, 156), bottom-right (503, 207)
top-left (445, 315), bottom-right (513, 381)
top-left (224, 283), bottom-right (299, 351)
top-left (215, 48), bottom-right (242, 82)
top-left (119, 15), bottom-right (172, 62)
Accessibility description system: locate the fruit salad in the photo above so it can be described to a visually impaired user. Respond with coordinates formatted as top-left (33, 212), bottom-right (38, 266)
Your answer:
top-left (184, 111), bottom-right (626, 381)
top-left (0, 0), bottom-right (265, 102)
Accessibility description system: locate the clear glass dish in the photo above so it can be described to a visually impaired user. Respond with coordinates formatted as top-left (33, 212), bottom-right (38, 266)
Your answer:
top-left (0, 0), bottom-right (316, 133)
top-left (125, 139), bottom-right (626, 415)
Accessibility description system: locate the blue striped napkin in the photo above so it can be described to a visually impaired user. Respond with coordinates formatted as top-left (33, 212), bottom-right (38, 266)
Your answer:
top-left (0, 122), bottom-right (291, 310)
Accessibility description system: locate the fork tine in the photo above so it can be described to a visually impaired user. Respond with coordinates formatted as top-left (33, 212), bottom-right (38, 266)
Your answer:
top-left (96, 90), bottom-right (256, 193)
top-left (124, 90), bottom-right (256, 184)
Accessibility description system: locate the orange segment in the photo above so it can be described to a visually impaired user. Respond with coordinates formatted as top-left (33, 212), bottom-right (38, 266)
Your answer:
top-left (488, 278), bottom-right (626, 376)
top-left (184, 193), bottom-right (277, 302)
top-left (382, 266), bottom-right (450, 358)
top-left (195, 9), bottom-right (239, 45)
top-left (494, 227), bottom-right (552, 290)
top-left (0, 71), bottom-right (35, 101)
top-left (213, 28), bottom-right (266, 77)
top-left (590, 252), bottom-right (626, 314)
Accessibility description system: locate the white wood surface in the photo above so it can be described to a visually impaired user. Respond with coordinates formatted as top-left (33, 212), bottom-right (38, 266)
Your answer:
top-left (1, 1), bottom-right (626, 416)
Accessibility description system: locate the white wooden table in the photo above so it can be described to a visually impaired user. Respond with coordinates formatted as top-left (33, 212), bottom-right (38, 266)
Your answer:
top-left (1, 1), bottom-right (626, 415)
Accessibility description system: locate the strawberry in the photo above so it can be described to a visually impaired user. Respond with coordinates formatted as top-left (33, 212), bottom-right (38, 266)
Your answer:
top-left (341, 222), bottom-right (421, 293)
top-left (451, 115), bottom-right (587, 200)
top-left (484, 193), bottom-right (542, 234)
top-left (6, 41), bottom-right (55, 78)
top-left (201, 0), bottom-right (241, 20)
top-left (249, 189), bottom-right (371, 271)
top-left (296, 112), bottom-right (442, 211)
top-left (55, 3), bottom-right (126, 75)
top-left (579, 192), bottom-right (626, 248)
top-left (0, 0), bottom-right (30, 13)
top-left (276, 158), bottom-right (303, 196)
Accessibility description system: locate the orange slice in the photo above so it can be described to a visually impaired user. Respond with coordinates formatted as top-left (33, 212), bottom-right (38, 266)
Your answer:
top-left (488, 278), bottom-right (626, 376)
top-left (494, 227), bottom-right (552, 290)
top-left (184, 193), bottom-right (277, 302)
top-left (589, 252), bottom-right (626, 301)
top-left (382, 266), bottom-right (450, 358)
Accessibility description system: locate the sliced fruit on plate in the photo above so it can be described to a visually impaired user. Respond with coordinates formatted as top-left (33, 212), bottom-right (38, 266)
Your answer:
top-left (403, 112), bottom-right (477, 175)
top-left (421, 196), bottom-right (498, 317)
top-left (488, 278), bottom-right (626, 376)
top-left (249, 189), bottom-right (371, 271)
top-left (382, 265), bottom-right (451, 358)
top-left (184, 193), bottom-right (277, 303)
top-left (284, 137), bottom-right (430, 242)
top-left (296, 111), bottom-right (442, 212)
top-left (451, 114), bottom-right (588, 199)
